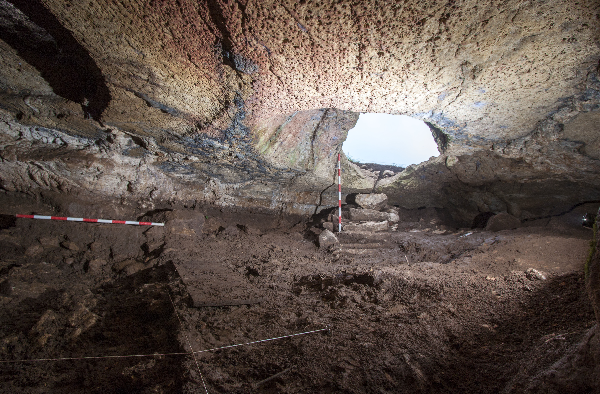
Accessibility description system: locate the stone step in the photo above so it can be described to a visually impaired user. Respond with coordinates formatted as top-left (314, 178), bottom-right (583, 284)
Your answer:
top-left (339, 242), bottom-right (397, 255)
top-left (337, 231), bottom-right (394, 243)
top-left (340, 242), bottom-right (394, 250)
top-left (342, 221), bottom-right (389, 232)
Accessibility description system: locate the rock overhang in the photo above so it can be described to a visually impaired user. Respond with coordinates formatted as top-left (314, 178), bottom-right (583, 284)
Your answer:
top-left (0, 0), bottom-right (598, 224)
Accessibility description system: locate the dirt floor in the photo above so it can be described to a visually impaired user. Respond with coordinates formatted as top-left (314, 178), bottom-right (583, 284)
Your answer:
top-left (0, 195), bottom-right (597, 393)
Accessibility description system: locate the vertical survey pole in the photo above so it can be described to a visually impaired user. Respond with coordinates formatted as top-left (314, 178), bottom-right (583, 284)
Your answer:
top-left (338, 153), bottom-right (342, 232)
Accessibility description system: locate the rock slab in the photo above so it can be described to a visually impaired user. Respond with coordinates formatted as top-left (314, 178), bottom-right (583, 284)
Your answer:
top-left (344, 221), bottom-right (389, 232)
top-left (355, 194), bottom-right (388, 211)
top-left (349, 208), bottom-right (389, 222)
top-left (486, 213), bottom-right (521, 232)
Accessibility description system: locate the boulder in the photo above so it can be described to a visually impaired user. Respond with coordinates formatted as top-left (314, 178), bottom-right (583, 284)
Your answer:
top-left (343, 221), bottom-right (389, 232)
top-left (355, 194), bottom-right (388, 211)
top-left (318, 229), bottom-right (339, 249)
top-left (485, 213), bottom-right (521, 232)
top-left (322, 222), bottom-right (334, 232)
top-left (349, 208), bottom-right (389, 222)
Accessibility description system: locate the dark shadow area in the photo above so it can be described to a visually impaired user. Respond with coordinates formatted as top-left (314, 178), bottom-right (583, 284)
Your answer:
top-left (431, 272), bottom-right (597, 393)
top-left (0, 0), bottom-right (111, 121)
top-left (0, 263), bottom-right (185, 393)
top-left (425, 121), bottom-right (448, 153)
top-left (472, 211), bottom-right (495, 229)
top-left (0, 214), bottom-right (16, 229)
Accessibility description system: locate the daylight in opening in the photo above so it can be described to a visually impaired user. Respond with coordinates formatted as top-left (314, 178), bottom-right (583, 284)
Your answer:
top-left (342, 113), bottom-right (440, 167)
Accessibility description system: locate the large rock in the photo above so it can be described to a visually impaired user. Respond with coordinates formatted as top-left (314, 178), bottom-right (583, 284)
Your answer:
top-left (318, 229), bottom-right (339, 249)
top-left (355, 194), bottom-right (388, 211)
top-left (485, 213), bottom-right (521, 232)
top-left (343, 221), bottom-right (389, 232)
top-left (348, 208), bottom-right (389, 222)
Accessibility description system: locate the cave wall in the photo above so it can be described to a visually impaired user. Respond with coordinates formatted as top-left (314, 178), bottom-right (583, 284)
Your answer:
top-left (0, 0), bottom-right (599, 222)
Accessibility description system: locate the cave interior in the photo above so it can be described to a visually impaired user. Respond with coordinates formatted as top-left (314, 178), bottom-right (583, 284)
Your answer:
top-left (0, 0), bottom-right (600, 393)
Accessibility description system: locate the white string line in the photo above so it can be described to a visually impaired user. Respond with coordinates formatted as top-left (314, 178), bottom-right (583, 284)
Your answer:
top-left (0, 327), bottom-right (329, 363)
top-left (190, 327), bottom-right (330, 355)
top-left (167, 292), bottom-right (209, 394)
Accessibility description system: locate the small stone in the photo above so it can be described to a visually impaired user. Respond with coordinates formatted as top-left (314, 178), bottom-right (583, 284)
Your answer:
top-left (87, 259), bottom-right (108, 273)
top-left (526, 268), bottom-right (546, 280)
top-left (387, 212), bottom-right (400, 223)
top-left (88, 241), bottom-right (103, 252)
top-left (60, 241), bottom-right (80, 251)
top-left (113, 259), bottom-right (136, 272)
top-left (64, 257), bottom-right (75, 265)
top-left (25, 244), bottom-right (44, 256)
top-left (38, 236), bottom-right (60, 248)
top-left (485, 276), bottom-right (496, 281)
top-left (220, 225), bottom-right (240, 236)
top-left (355, 193), bottom-right (388, 211)
top-left (318, 229), bottom-right (339, 249)
top-left (239, 224), bottom-right (261, 235)
top-left (124, 262), bottom-right (146, 276)
top-left (446, 156), bottom-right (459, 167)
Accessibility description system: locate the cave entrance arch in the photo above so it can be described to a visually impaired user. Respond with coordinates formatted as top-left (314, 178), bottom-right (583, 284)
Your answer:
top-left (342, 113), bottom-right (439, 168)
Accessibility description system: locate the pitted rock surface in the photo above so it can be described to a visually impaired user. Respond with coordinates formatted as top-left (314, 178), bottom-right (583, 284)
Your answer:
top-left (0, 0), bottom-right (598, 225)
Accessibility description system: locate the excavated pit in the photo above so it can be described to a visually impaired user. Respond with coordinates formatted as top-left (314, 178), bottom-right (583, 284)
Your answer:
top-left (0, 193), bottom-right (598, 393)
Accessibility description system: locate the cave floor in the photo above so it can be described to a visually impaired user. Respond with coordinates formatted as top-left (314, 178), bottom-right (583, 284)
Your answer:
top-left (0, 207), bottom-right (596, 393)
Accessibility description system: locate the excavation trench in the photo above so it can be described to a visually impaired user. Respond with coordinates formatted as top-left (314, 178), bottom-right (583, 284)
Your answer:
top-left (0, 193), bottom-right (597, 393)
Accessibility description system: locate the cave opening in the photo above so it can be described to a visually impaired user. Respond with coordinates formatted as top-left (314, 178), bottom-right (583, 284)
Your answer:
top-left (342, 113), bottom-right (440, 168)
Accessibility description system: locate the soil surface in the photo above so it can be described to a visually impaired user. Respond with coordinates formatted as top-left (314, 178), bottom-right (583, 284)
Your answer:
top-left (0, 197), bottom-right (597, 393)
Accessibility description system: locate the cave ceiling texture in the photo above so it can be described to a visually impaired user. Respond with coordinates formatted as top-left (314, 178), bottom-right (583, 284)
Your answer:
top-left (0, 0), bottom-right (599, 225)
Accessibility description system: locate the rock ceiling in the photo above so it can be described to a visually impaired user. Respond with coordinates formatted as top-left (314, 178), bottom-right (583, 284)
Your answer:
top-left (0, 0), bottom-right (599, 224)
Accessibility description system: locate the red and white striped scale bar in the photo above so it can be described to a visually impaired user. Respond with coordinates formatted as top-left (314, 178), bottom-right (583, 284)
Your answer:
top-left (338, 153), bottom-right (342, 232)
top-left (15, 214), bottom-right (164, 227)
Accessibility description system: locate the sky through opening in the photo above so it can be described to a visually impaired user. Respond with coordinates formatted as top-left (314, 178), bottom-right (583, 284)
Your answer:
top-left (342, 113), bottom-right (440, 167)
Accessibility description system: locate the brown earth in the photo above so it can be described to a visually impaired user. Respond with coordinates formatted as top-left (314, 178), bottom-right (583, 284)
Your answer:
top-left (0, 195), bottom-right (597, 393)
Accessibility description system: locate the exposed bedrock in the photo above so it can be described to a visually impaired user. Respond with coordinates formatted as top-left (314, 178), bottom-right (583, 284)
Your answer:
top-left (0, 0), bottom-right (598, 224)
